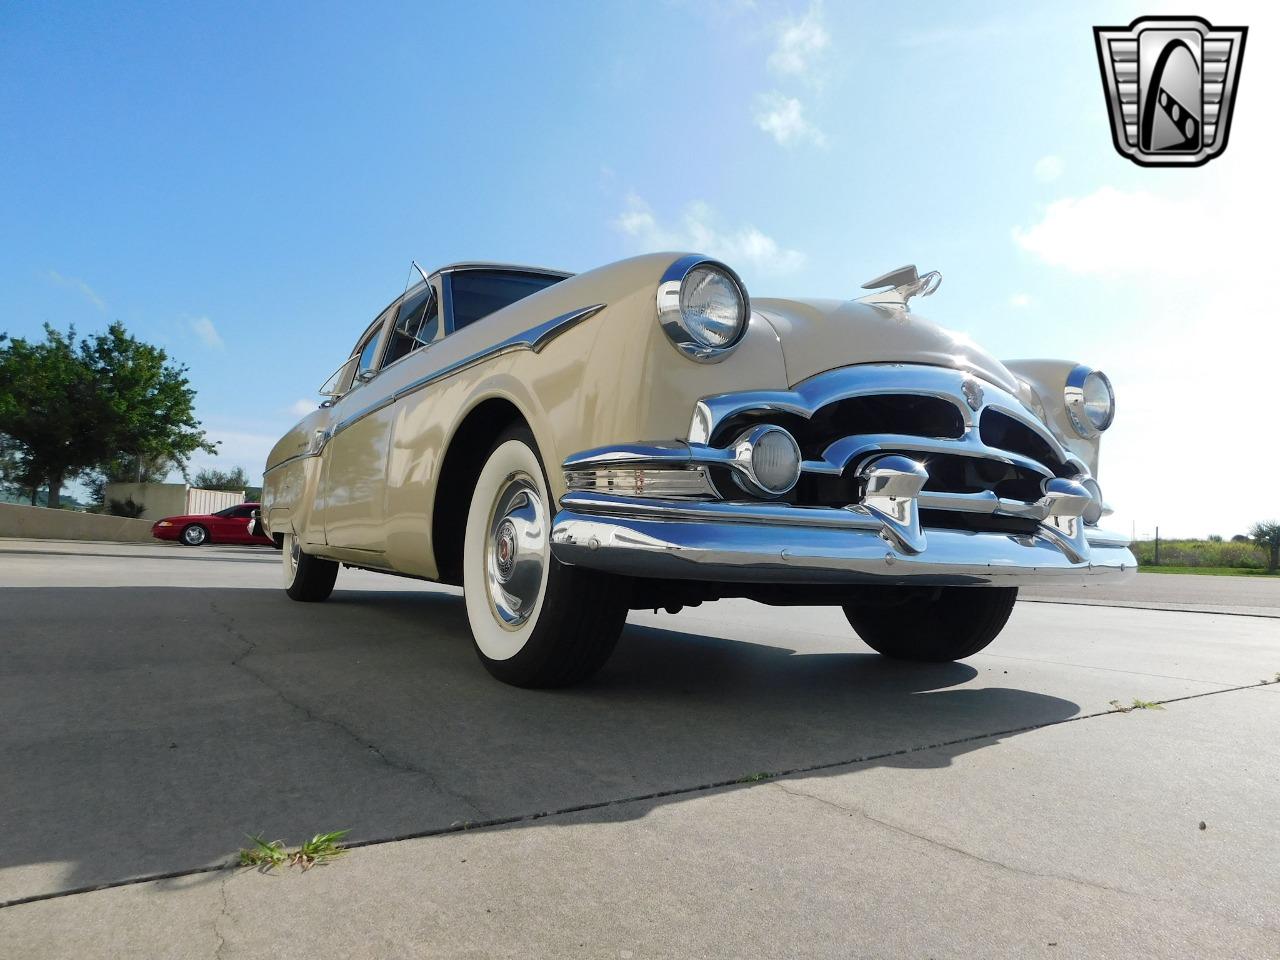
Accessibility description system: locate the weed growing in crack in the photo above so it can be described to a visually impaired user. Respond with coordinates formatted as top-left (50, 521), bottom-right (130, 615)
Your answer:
top-left (239, 835), bottom-right (287, 868)
top-left (238, 830), bottom-right (349, 871)
top-left (1108, 699), bottom-right (1165, 713)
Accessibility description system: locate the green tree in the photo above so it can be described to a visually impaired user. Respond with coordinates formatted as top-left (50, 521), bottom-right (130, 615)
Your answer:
top-left (0, 433), bottom-right (44, 504)
top-left (192, 466), bottom-right (249, 491)
top-left (193, 466), bottom-right (260, 501)
top-left (1250, 521), bottom-right (1280, 573)
top-left (0, 323), bottom-right (216, 508)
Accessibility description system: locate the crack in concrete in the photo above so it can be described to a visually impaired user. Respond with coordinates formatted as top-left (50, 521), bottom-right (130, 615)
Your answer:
top-left (211, 872), bottom-right (231, 960)
top-left (205, 597), bottom-right (487, 821)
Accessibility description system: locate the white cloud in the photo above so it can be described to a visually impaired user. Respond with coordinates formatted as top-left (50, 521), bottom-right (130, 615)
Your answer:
top-left (754, 92), bottom-right (826, 147)
top-left (1009, 293), bottom-right (1032, 308)
top-left (615, 195), bottom-right (805, 274)
top-left (767, 2), bottom-right (829, 77)
top-left (189, 316), bottom-right (225, 350)
top-left (1033, 155), bottom-right (1063, 183)
top-left (290, 398), bottom-right (317, 417)
top-left (46, 270), bottom-right (106, 310)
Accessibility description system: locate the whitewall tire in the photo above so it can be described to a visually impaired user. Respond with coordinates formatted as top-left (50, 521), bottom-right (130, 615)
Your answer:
top-left (463, 427), bottom-right (628, 687)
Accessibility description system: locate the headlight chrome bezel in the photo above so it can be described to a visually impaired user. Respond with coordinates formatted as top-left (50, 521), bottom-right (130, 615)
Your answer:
top-left (656, 255), bottom-right (750, 363)
top-left (1064, 364), bottom-right (1115, 437)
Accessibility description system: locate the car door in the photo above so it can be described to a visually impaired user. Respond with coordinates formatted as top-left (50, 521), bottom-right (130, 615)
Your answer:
top-left (204, 505), bottom-right (247, 542)
top-left (318, 308), bottom-right (397, 555)
top-left (217, 504), bottom-right (257, 543)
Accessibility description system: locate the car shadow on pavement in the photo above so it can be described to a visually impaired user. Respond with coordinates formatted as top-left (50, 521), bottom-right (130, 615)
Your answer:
top-left (0, 584), bottom-right (1079, 903)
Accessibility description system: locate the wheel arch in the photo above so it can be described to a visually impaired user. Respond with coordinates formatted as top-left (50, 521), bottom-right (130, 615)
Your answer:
top-left (431, 395), bottom-right (535, 585)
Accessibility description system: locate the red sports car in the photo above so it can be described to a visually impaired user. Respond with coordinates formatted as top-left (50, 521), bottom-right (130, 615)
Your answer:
top-left (151, 502), bottom-right (275, 546)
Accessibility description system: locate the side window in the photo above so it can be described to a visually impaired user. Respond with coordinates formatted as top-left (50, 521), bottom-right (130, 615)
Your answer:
top-left (384, 285), bottom-right (439, 367)
top-left (354, 329), bottom-right (382, 380)
top-left (231, 505), bottom-right (257, 518)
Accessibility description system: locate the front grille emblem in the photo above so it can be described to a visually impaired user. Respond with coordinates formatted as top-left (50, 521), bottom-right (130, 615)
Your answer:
top-left (1094, 16), bottom-right (1247, 167)
top-left (962, 378), bottom-right (984, 411)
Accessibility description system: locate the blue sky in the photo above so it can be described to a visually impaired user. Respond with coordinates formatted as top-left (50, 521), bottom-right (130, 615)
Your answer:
top-left (2, 1), bottom-right (1274, 537)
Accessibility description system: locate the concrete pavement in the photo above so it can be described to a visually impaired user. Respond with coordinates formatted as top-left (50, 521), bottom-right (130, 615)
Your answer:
top-left (1, 538), bottom-right (1277, 957)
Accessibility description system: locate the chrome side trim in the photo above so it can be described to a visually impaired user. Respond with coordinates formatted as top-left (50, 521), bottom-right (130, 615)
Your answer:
top-left (331, 303), bottom-right (605, 437)
top-left (263, 451), bottom-right (316, 476)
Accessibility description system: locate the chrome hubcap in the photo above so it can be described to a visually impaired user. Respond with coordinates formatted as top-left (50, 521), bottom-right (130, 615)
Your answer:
top-left (484, 473), bottom-right (547, 629)
top-left (288, 537), bottom-right (300, 579)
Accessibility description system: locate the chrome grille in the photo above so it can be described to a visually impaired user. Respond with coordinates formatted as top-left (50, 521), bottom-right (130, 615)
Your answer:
top-left (691, 364), bottom-right (1091, 529)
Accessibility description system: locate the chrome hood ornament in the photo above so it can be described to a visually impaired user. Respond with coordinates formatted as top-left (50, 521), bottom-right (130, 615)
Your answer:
top-left (856, 264), bottom-right (942, 311)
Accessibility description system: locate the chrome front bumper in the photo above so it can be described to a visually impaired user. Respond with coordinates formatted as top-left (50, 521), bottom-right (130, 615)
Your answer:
top-left (550, 492), bottom-right (1136, 586)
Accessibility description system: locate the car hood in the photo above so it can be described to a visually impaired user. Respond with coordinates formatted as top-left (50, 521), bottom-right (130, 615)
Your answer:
top-left (753, 297), bottom-right (1020, 394)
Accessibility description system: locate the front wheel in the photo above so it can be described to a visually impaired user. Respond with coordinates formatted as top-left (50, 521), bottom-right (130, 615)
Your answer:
top-left (844, 587), bottom-right (1018, 662)
top-left (282, 532), bottom-right (338, 602)
top-left (180, 524), bottom-right (209, 546)
top-left (463, 427), bottom-right (628, 687)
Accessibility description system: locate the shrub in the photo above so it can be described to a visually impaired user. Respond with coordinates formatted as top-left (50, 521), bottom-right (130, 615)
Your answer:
top-left (107, 497), bottom-right (146, 519)
top-left (1134, 538), bottom-right (1267, 569)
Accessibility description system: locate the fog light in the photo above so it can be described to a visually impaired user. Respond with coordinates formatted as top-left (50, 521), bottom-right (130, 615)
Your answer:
top-left (1080, 477), bottom-right (1104, 525)
top-left (733, 425), bottom-right (801, 496)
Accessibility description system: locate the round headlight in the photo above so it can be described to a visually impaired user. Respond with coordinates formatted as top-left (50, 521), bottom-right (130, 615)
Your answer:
top-left (656, 256), bottom-right (749, 361)
top-left (680, 267), bottom-right (745, 349)
top-left (1065, 365), bottom-right (1115, 437)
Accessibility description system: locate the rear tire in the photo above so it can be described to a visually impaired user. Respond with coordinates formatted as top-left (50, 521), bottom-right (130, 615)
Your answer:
top-left (462, 426), bottom-right (628, 687)
top-left (844, 587), bottom-right (1018, 662)
top-left (180, 524), bottom-right (209, 546)
top-left (282, 532), bottom-right (338, 602)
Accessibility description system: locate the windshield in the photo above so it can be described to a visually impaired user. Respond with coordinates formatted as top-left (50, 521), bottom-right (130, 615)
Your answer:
top-left (449, 270), bottom-right (565, 333)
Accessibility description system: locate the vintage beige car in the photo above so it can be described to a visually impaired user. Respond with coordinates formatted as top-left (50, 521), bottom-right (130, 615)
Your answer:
top-left (262, 255), bottom-right (1134, 686)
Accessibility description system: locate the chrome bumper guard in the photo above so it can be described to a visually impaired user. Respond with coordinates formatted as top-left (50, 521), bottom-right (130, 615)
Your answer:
top-left (551, 491), bottom-right (1135, 586)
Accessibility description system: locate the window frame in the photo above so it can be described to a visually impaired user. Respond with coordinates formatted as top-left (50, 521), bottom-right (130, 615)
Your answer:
top-left (343, 306), bottom-right (396, 391)
top-left (379, 279), bottom-right (443, 373)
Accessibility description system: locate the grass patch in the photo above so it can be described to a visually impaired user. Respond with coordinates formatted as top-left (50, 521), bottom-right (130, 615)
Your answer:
top-left (737, 772), bottom-right (774, 783)
top-left (239, 830), bottom-right (349, 871)
top-left (1140, 565), bottom-right (1279, 577)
